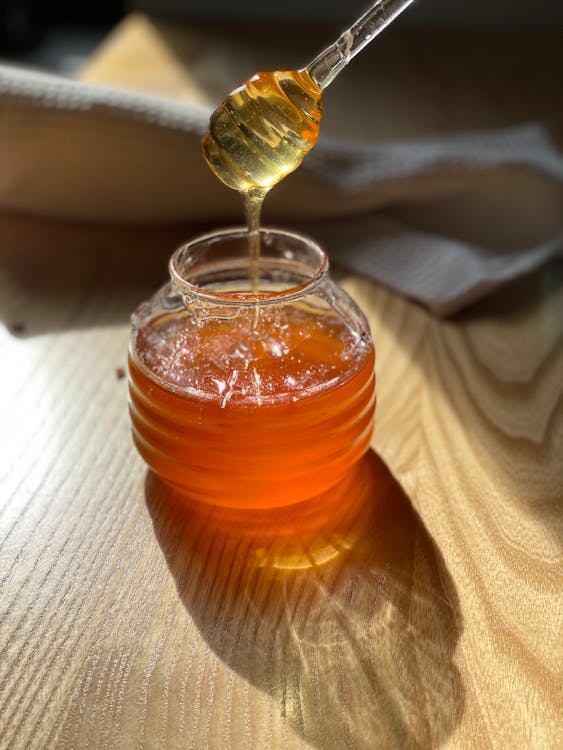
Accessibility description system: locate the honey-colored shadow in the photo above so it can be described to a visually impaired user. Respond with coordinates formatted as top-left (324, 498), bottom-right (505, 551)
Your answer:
top-left (145, 450), bottom-right (464, 749)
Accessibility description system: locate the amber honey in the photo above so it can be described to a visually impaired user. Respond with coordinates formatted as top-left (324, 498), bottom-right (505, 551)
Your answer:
top-left (201, 0), bottom-right (415, 194)
top-left (202, 69), bottom-right (322, 193)
top-left (129, 301), bottom-right (375, 509)
top-left (202, 69), bottom-right (324, 288)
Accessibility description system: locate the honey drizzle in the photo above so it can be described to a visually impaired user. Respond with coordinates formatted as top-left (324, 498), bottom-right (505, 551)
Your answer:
top-left (202, 1), bottom-right (415, 289)
top-left (203, 69), bottom-right (322, 291)
top-left (243, 187), bottom-right (268, 293)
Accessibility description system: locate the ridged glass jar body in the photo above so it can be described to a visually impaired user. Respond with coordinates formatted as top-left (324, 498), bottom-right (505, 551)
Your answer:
top-left (129, 227), bottom-right (375, 509)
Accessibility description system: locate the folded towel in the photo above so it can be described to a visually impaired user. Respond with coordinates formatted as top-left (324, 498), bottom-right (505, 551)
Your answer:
top-left (1, 64), bottom-right (561, 314)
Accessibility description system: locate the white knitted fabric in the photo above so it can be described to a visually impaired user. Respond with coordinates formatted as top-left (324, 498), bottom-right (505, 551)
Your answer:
top-left (1, 64), bottom-right (561, 314)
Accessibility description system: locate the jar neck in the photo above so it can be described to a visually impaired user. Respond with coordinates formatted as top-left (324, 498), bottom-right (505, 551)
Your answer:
top-left (169, 226), bottom-right (329, 308)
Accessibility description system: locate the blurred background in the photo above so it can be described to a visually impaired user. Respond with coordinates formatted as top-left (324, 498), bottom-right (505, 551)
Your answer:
top-left (2, 0), bottom-right (563, 73)
top-left (1, 0), bottom-right (561, 252)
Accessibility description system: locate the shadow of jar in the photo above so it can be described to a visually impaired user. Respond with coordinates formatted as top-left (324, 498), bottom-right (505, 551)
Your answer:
top-left (145, 449), bottom-right (465, 750)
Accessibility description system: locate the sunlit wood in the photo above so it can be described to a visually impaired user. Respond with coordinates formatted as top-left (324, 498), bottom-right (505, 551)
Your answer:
top-left (0, 212), bottom-right (560, 749)
top-left (1, 16), bottom-right (562, 749)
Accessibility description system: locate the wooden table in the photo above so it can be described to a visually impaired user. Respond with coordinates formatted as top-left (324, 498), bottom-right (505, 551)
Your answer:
top-left (1, 17), bottom-right (562, 750)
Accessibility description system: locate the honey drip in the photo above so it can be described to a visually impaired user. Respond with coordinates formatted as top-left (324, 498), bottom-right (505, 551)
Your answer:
top-left (202, 68), bottom-right (322, 291)
top-left (201, 0), bottom-right (415, 287)
top-left (243, 187), bottom-right (268, 292)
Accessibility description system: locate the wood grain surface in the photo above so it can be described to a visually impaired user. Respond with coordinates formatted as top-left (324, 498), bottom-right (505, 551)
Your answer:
top-left (2, 16), bottom-right (563, 750)
top-left (0, 212), bottom-right (561, 750)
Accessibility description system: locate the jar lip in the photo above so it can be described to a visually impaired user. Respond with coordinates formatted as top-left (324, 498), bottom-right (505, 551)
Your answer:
top-left (169, 225), bottom-right (329, 307)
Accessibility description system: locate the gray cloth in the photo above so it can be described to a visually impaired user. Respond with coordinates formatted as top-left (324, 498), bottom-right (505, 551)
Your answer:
top-left (1, 64), bottom-right (562, 315)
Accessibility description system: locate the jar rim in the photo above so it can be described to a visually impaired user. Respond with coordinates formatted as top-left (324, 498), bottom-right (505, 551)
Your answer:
top-left (169, 226), bottom-right (329, 307)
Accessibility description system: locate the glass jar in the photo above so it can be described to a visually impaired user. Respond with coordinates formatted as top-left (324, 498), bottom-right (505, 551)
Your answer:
top-left (128, 227), bottom-right (376, 509)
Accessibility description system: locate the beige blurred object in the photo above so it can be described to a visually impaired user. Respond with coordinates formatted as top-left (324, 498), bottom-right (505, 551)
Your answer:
top-left (80, 15), bottom-right (214, 107)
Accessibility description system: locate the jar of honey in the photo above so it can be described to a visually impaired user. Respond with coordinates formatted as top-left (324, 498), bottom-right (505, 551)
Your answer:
top-left (128, 227), bottom-right (375, 509)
